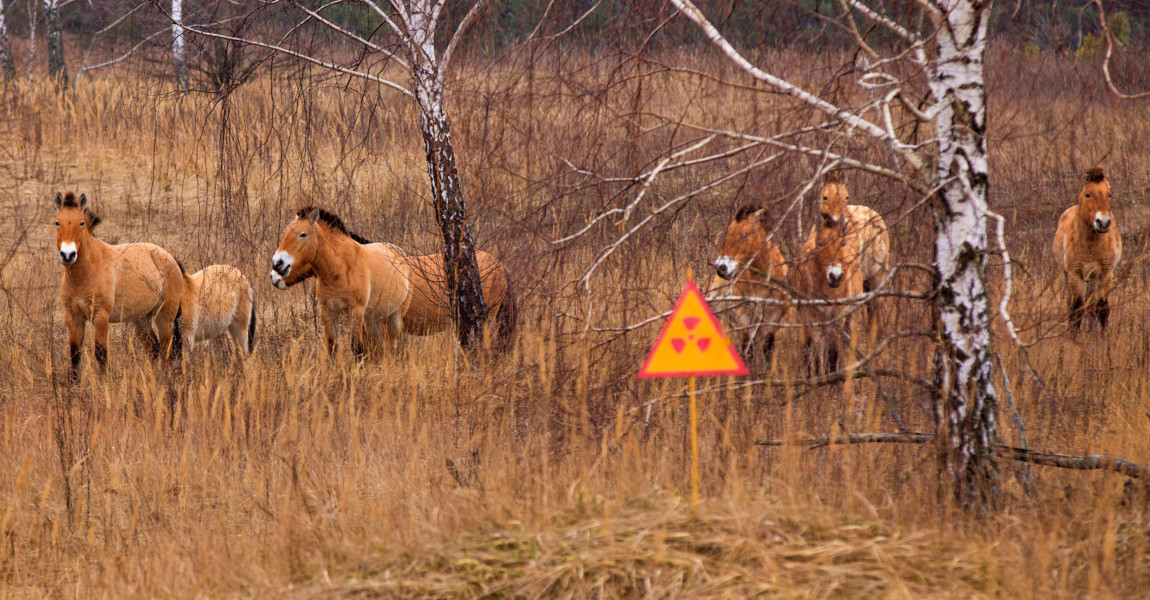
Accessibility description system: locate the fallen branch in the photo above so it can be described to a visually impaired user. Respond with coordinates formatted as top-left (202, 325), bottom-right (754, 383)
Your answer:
top-left (757, 432), bottom-right (932, 449)
top-left (1000, 446), bottom-right (1147, 480)
top-left (754, 432), bottom-right (1149, 480)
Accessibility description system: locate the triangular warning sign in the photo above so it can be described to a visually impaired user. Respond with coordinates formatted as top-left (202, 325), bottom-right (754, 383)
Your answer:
top-left (638, 279), bottom-right (749, 378)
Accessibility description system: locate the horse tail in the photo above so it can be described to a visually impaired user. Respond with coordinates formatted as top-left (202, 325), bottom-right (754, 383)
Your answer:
top-left (247, 292), bottom-right (257, 354)
top-left (494, 264), bottom-right (517, 352)
top-left (170, 304), bottom-right (183, 360)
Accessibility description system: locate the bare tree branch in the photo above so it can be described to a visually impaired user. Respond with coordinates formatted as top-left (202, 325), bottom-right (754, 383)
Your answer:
top-left (1093, 0), bottom-right (1150, 100)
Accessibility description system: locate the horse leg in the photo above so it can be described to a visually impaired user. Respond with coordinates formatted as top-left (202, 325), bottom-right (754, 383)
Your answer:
top-left (66, 311), bottom-right (86, 382)
top-left (1065, 272), bottom-right (1087, 332)
top-left (349, 305), bottom-right (368, 359)
top-left (319, 303), bottom-right (339, 356)
top-left (385, 310), bottom-right (404, 354)
top-left (154, 294), bottom-right (181, 360)
top-left (133, 320), bottom-right (160, 359)
top-left (1096, 273), bottom-right (1115, 331)
top-left (92, 307), bottom-right (111, 373)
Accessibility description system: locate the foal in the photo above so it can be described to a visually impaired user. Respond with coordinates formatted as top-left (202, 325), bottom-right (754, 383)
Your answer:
top-left (712, 203), bottom-right (789, 365)
top-left (1053, 167), bottom-right (1122, 331)
top-left (54, 192), bottom-right (184, 379)
top-left (796, 220), bottom-right (863, 375)
top-left (181, 265), bottom-right (256, 354)
top-left (805, 172), bottom-right (889, 294)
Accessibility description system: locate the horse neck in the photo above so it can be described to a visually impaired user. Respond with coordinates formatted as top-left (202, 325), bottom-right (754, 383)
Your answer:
top-left (64, 233), bottom-right (109, 282)
top-left (311, 228), bottom-right (359, 280)
top-left (746, 241), bottom-right (776, 275)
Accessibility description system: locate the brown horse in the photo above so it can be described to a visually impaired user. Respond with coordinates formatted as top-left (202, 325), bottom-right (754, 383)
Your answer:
top-left (54, 192), bottom-right (184, 379)
top-left (270, 207), bottom-right (516, 353)
top-left (712, 203), bottom-right (789, 365)
top-left (1053, 167), bottom-right (1122, 331)
top-left (181, 265), bottom-right (256, 354)
top-left (804, 172), bottom-right (890, 294)
top-left (795, 219), bottom-right (863, 375)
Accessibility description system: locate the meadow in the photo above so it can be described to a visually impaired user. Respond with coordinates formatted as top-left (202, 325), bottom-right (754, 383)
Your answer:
top-left (0, 43), bottom-right (1150, 598)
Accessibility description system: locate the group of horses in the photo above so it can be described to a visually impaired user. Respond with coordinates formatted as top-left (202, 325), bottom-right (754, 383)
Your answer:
top-left (52, 165), bottom-right (1118, 381)
top-left (711, 167), bottom-right (1121, 375)
top-left (53, 193), bottom-right (515, 380)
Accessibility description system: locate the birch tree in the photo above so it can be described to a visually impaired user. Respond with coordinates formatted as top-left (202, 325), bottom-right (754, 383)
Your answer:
top-left (0, 0), bottom-right (14, 80)
top-left (164, 0), bottom-right (499, 346)
top-left (171, 0), bottom-right (186, 90)
top-left (644, 0), bottom-right (1003, 507)
top-left (43, 0), bottom-right (66, 85)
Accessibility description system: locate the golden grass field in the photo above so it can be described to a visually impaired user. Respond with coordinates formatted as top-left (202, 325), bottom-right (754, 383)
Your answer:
top-left (1, 44), bottom-right (1150, 597)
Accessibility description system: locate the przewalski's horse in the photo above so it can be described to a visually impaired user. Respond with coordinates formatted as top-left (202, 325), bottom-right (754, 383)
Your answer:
top-left (269, 207), bottom-right (516, 353)
top-left (180, 265), bottom-right (256, 355)
top-left (1053, 167), bottom-right (1122, 331)
top-left (805, 172), bottom-right (890, 294)
top-left (53, 192), bottom-right (184, 379)
top-left (795, 220), bottom-right (863, 375)
top-left (712, 203), bottom-right (789, 365)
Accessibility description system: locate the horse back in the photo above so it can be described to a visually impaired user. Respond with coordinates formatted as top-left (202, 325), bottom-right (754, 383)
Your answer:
top-left (358, 242), bottom-right (410, 315)
top-left (104, 243), bottom-right (184, 321)
top-left (190, 265), bottom-right (251, 341)
top-left (401, 251), bottom-right (508, 335)
top-left (845, 204), bottom-right (889, 281)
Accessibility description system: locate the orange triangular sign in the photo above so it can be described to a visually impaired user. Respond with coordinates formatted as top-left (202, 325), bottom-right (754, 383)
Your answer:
top-left (638, 279), bottom-right (749, 378)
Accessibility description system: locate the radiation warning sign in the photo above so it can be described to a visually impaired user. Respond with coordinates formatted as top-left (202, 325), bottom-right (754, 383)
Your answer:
top-left (638, 279), bottom-right (749, 378)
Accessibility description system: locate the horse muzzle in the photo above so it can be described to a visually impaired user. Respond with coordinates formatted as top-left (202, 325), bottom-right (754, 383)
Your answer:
top-left (58, 243), bottom-right (77, 266)
top-left (271, 251), bottom-right (293, 276)
top-left (269, 270), bottom-right (288, 290)
top-left (826, 265), bottom-right (844, 288)
top-left (1093, 215), bottom-right (1112, 234)
top-left (714, 256), bottom-right (738, 281)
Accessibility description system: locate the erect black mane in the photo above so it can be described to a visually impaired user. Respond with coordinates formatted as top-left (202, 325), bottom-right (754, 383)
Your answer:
top-left (297, 206), bottom-right (373, 244)
top-left (58, 192), bottom-right (103, 233)
top-left (1084, 166), bottom-right (1106, 183)
top-left (734, 203), bottom-right (763, 223)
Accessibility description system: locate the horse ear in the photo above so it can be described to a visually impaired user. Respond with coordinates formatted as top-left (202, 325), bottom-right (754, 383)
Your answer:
top-left (78, 194), bottom-right (88, 209)
top-left (756, 208), bottom-right (771, 228)
top-left (54, 193), bottom-right (63, 209)
top-left (307, 209), bottom-right (320, 225)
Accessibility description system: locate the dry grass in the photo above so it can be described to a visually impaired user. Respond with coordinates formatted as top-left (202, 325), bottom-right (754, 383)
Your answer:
top-left (0, 44), bottom-right (1149, 598)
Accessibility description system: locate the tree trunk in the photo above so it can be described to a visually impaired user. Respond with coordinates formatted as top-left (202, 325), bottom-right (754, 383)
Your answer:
top-left (42, 0), bottom-right (66, 86)
top-left (927, 0), bottom-right (999, 509)
top-left (0, 0), bottom-right (14, 80)
top-left (408, 0), bottom-right (489, 347)
top-left (172, 0), bottom-right (187, 90)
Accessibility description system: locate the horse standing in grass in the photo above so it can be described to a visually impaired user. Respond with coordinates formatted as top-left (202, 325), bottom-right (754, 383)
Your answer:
top-left (804, 172), bottom-right (889, 295)
top-left (795, 219), bottom-right (863, 375)
top-left (269, 206), bottom-right (516, 354)
top-left (53, 192), bottom-right (184, 379)
top-left (712, 203), bottom-right (789, 365)
top-left (180, 265), bottom-right (256, 355)
top-left (1053, 167), bottom-right (1122, 331)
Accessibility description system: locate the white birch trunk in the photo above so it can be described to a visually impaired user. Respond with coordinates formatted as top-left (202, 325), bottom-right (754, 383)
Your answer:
top-left (26, 0), bottom-right (35, 81)
top-left (407, 0), bottom-right (489, 346)
top-left (0, 0), bottom-right (14, 80)
top-left (172, 0), bottom-right (187, 90)
top-left (927, 0), bottom-right (999, 508)
top-left (42, 0), bottom-right (66, 86)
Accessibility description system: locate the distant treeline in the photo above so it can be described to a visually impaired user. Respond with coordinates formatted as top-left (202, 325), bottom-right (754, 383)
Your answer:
top-left (2, 1), bottom-right (1147, 56)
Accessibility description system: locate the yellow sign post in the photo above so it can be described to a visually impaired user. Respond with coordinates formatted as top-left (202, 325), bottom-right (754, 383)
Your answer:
top-left (639, 271), bottom-right (748, 510)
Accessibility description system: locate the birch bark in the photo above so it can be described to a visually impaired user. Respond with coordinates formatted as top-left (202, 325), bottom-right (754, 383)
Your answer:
top-left (926, 0), bottom-right (999, 508)
top-left (43, 0), bottom-right (66, 86)
top-left (0, 0), bottom-right (14, 80)
top-left (172, 0), bottom-right (187, 90)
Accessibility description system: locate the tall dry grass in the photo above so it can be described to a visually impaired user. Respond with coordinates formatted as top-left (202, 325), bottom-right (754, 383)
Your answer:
top-left (0, 44), bottom-right (1148, 598)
